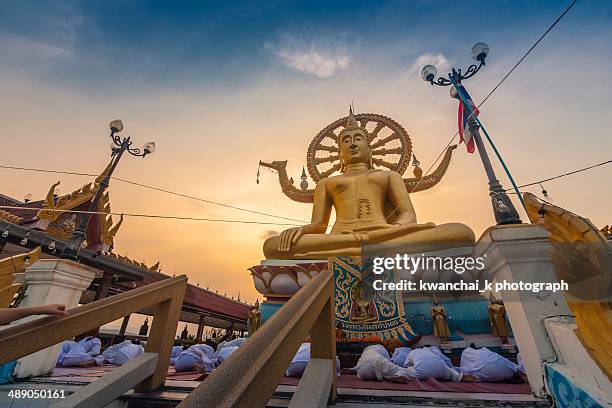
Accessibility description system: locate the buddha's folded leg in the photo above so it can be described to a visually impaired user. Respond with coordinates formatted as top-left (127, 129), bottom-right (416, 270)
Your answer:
top-left (263, 233), bottom-right (364, 259)
top-left (369, 222), bottom-right (475, 245)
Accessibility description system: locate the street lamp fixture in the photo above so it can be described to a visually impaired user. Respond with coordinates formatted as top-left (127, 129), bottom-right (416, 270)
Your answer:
top-left (420, 43), bottom-right (522, 225)
top-left (421, 42), bottom-right (490, 87)
top-left (59, 120), bottom-right (155, 261)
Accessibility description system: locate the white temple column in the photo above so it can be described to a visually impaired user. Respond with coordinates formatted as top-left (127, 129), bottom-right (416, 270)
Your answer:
top-left (11, 259), bottom-right (98, 379)
top-left (474, 225), bottom-right (573, 398)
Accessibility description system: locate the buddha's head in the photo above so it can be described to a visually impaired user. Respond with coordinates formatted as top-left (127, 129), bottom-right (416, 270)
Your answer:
top-left (338, 107), bottom-right (372, 172)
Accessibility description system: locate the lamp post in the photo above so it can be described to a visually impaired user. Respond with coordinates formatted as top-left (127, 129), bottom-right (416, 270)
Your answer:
top-left (421, 43), bottom-right (522, 225)
top-left (59, 120), bottom-right (155, 261)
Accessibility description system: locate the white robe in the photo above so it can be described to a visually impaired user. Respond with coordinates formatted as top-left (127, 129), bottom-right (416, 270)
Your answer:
top-left (102, 340), bottom-right (132, 362)
top-left (215, 346), bottom-right (239, 365)
top-left (175, 344), bottom-right (216, 373)
top-left (403, 348), bottom-right (463, 382)
top-left (218, 338), bottom-right (247, 350)
top-left (58, 339), bottom-right (104, 367)
top-left (460, 347), bottom-right (519, 382)
top-left (354, 345), bottom-right (412, 381)
top-left (170, 346), bottom-right (183, 366)
top-left (285, 343), bottom-right (341, 378)
top-left (390, 347), bottom-right (412, 366)
top-left (102, 341), bottom-right (144, 366)
top-left (423, 346), bottom-right (452, 368)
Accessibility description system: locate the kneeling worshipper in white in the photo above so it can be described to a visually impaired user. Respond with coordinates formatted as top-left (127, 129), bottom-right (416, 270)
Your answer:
top-left (175, 344), bottom-right (216, 373)
top-left (403, 347), bottom-right (474, 382)
top-left (285, 343), bottom-right (341, 378)
top-left (170, 345), bottom-right (183, 366)
top-left (460, 347), bottom-right (523, 382)
top-left (422, 346), bottom-right (452, 368)
top-left (218, 337), bottom-right (247, 350)
top-left (102, 340), bottom-right (145, 366)
top-left (57, 338), bottom-right (104, 367)
top-left (390, 346), bottom-right (412, 366)
top-left (342, 344), bottom-right (413, 383)
top-left (215, 346), bottom-right (239, 365)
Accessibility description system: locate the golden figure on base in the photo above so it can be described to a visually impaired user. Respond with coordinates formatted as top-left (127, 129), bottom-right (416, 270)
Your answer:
top-left (349, 278), bottom-right (378, 323)
top-left (431, 295), bottom-right (451, 344)
top-left (335, 322), bottom-right (347, 342)
top-left (488, 293), bottom-right (510, 344)
top-left (262, 108), bottom-right (475, 259)
top-left (247, 300), bottom-right (262, 336)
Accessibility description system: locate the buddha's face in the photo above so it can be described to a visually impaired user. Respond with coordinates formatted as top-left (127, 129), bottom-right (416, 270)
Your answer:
top-left (339, 129), bottom-right (370, 167)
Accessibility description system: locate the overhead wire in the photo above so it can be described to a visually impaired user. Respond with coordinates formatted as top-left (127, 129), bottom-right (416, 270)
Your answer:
top-left (0, 164), bottom-right (307, 224)
top-left (0, 205), bottom-right (302, 227)
top-left (387, 0), bottom-right (579, 219)
top-left (505, 159), bottom-right (611, 191)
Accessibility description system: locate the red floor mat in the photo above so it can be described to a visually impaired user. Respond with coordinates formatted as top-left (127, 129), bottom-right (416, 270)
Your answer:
top-left (280, 374), bottom-right (532, 394)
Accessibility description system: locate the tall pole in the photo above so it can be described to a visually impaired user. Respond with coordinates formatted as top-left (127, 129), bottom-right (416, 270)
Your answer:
top-left (60, 140), bottom-right (128, 261)
top-left (450, 79), bottom-right (522, 225)
top-left (468, 117), bottom-right (522, 224)
top-left (422, 42), bottom-right (524, 225)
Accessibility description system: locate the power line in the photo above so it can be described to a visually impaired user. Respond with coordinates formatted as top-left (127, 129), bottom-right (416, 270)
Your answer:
top-left (0, 205), bottom-right (302, 227)
top-left (478, 0), bottom-right (578, 107)
top-left (0, 164), bottom-right (307, 223)
top-left (405, 0), bottom-right (579, 199)
top-left (504, 159), bottom-right (611, 191)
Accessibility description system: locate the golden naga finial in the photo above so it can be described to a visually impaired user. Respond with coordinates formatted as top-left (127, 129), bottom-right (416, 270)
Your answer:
top-left (95, 160), bottom-right (114, 187)
top-left (37, 181), bottom-right (61, 222)
top-left (107, 213), bottom-right (124, 239)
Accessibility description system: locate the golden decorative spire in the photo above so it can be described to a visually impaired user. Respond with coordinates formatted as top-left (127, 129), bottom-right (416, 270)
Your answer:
top-left (343, 105), bottom-right (360, 132)
top-left (95, 159), bottom-right (114, 187)
top-left (37, 181), bottom-right (61, 221)
top-left (106, 213), bottom-right (124, 240)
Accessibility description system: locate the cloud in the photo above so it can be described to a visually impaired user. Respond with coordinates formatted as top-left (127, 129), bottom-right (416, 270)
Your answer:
top-left (407, 53), bottom-right (451, 77)
top-left (0, 35), bottom-right (76, 63)
top-left (265, 35), bottom-right (351, 78)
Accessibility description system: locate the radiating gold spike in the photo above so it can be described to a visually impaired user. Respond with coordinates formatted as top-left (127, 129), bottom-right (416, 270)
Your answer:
top-left (325, 131), bottom-right (338, 143)
top-left (95, 160), bottom-right (114, 185)
top-left (359, 119), bottom-right (368, 129)
top-left (314, 155), bottom-right (339, 165)
top-left (372, 158), bottom-right (397, 168)
top-left (370, 133), bottom-right (397, 149)
top-left (108, 213), bottom-right (124, 238)
top-left (320, 163), bottom-right (341, 178)
top-left (316, 145), bottom-right (338, 153)
top-left (372, 147), bottom-right (403, 156)
top-left (370, 122), bottom-right (385, 138)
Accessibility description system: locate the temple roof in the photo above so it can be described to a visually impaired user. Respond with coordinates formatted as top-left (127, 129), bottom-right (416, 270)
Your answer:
top-left (0, 165), bottom-right (250, 324)
top-left (0, 163), bottom-right (123, 253)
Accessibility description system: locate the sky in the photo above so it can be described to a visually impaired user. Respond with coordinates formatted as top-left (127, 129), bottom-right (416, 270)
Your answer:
top-left (1, 0), bottom-right (611, 305)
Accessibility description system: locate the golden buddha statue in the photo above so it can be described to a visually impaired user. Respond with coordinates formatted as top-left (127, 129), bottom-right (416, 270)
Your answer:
top-left (263, 108), bottom-right (475, 259)
top-left (349, 278), bottom-right (378, 323)
top-left (431, 296), bottom-right (451, 344)
top-left (488, 293), bottom-right (510, 344)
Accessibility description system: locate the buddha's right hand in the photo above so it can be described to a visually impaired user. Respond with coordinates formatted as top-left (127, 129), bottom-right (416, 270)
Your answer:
top-left (278, 227), bottom-right (305, 252)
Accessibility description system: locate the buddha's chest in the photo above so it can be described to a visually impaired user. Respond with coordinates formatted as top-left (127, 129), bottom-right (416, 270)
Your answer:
top-left (328, 172), bottom-right (387, 195)
top-left (328, 172), bottom-right (387, 218)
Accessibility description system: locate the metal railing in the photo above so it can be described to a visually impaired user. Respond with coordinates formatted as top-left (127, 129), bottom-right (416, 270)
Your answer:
top-left (0, 274), bottom-right (187, 393)
top-left (178, 269), bottom-right (336, 408)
